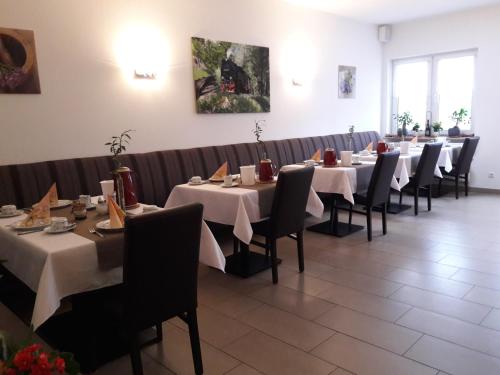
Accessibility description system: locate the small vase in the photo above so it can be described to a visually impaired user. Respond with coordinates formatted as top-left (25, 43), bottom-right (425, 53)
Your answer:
top-left (448, 126), bottom-right (460, 137)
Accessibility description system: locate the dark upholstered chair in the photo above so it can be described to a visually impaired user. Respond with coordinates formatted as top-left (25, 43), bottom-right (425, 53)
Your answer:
top-left (123, 203), bottom-right (204, 375)
top-left (251, 167), bottom-right (314, 284)
top-left (438, 137), bottom-right (480, 199)
top-left (347, 152), bottom-right (400, 241)
top-left (400, 143), bottom-right (442, 215)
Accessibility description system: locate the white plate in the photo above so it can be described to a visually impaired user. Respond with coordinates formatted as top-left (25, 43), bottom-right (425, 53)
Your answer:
top-left (10, 220), bottom-right (51, 232)
top-left (221, 182), bottom-right (240, 188)
top-left (209, 175), bottom-right (239, 183)
top-left (188, 181), bottom-right (206, 186)
top-left (96, 219), bottom-right (124, 232)
top-left (33, 199), bottom-right (72, 210)
top-left (0, 210), bottom-right (24, 218)
top-left (43, 223), bottom-right (77, 234)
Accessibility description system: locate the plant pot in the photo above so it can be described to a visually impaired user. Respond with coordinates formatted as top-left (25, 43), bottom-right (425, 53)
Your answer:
top-left (448, 126), bottom-right (460, 137)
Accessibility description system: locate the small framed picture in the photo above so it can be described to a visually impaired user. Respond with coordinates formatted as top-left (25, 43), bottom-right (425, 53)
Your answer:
top-left (338, 65), bottom-right (356, 99)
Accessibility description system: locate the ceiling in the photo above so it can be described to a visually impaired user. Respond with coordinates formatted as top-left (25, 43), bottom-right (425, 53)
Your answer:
top-left (285, 0), bottom-right (500, 24)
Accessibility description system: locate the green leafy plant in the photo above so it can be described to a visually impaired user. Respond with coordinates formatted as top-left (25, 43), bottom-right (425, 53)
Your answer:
top-left (412, 123), bottom-right (420, 132)
top-left (393, 112), bottom-right (413, 136)
top-left (432, 121), bottom-right (443, 133)
top-left (105, 130), bottom-right (135, 169)
top-left (451, 108), bottom-right (469, 127)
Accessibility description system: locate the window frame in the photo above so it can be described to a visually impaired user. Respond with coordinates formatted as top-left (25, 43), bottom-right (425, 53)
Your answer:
top-left (390, 49), bottom-right (477, 133)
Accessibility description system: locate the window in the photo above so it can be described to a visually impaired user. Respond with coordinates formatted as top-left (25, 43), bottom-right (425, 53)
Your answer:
top-left (391, 50), bottom-right (475, 133)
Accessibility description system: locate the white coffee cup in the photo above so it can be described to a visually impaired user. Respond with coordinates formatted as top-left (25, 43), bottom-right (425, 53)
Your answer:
top-left (240, 165), bottom-right (256, 186)
top-left (79, 195), bottom-right (92, 207)
top-left (304, 159), bottom-right (316, 167)
top-left (223, 175), bottom-right (233, 187)
top-left (340, 151), bottom-right (353, 167)
top-left (400, 141), bottom-right (410, 154)
top-left (1, 204), bottom-right (17, 215)
top-left (100, 180), bottom-right (115, 199)
top-left (352, 155), bottom-right (360, 164)
top-left (51, 217), bottom-right (68, 231)
top-left (190, 176), bottom-right (202, 184)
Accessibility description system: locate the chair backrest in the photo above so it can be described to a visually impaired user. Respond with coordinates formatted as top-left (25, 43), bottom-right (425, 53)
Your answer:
top-left (367, 151), bottom-right (400, 206)
top-left (455, 137), bottom-right (480, 175)
top-left (414, 143), bottom-right (443, 187)
top-left (122, 203), bottom-right (203, 331)
top-left (269, 167), bottom-right (314, 238)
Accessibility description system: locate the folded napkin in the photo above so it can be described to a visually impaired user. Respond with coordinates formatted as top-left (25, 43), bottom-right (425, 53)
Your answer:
top-left (48, 183), bottom-right (58, 207)
top-left (108, 199), bottom-right (126, 229)
top-left (211, 161), bottom-right (228, 180)
top-left (365, 142), bottom-right (373, 152)
top-left (410, 136), bottom-right (418, 144)
top-left (311, 149), bottom-right (321, 162)
top-left (22, 190), bottom-right (51, 227)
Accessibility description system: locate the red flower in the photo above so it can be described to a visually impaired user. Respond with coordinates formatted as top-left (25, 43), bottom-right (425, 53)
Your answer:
top-left (25, 344), bottom-right (42, 353)
top-left (13, 349), bottom-right (33, 371)
top-left (54, 357), bottom-right (66, 374)
top-left (30, 363), bottom-right (52, 375)
top-left (6, 368), bottom-right (17, 375)
top-left (37, 352), bottom-right (51, 371)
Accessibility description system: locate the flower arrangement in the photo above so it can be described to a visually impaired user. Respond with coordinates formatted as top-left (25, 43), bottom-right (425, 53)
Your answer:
top-left (252, 120), bottom-right (266, 160)
top-left (104, 129), bottom-right (135, 169)
top-left (0, 333), bottom-right (79, 375)
top-left (347, 125), bottom-right (355, 150)
top-left (432, 121), bottom-right (443, 134)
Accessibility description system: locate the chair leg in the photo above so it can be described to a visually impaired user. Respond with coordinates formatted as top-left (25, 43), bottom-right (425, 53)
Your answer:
top-left (270, 239), bottom-right (278, 284)
top-left (465, 173), bottom-right (469, 196)
top-left (399, 190), bottom-right (403, 206)
top-left (130, 333), bottom-right (143, 375)
top-left (438, 177), bottom-right (442, 196)
top-left (156, 323), bottom-right (163, 342)
top-left (414, 188), bottom-right (419, 216)
top-left (382, 203), bottom-right (387, 235)
top-left (348, 204), bottom-right (353, 230)
top-left (455, 176), bottom-right (459, 199)
top-left (297, 231), bottom-right (304, 273)
top-left (187, 310), bottom-right (203, 375)
top-left (265, 237), bottom-right (270, 258)
top-left (427, 185), bottom-right (432, 211)
top-left (366, 207), bottom-right (372, 241)
top-left (233, 236), bottom-right (239, 255)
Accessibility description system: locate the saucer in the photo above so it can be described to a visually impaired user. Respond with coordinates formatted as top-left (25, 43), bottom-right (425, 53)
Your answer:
top-left (96, 219), bottom-right (124, 232)
top-left (188, 180), bottom-right (206, 186)
top-left (10, 220), bottom-right (51, 232)
top-left (0, 210), bottom-right (24, 218)
top-left (44, 223), bottom-right (77, 234)
top-left (221, 182), bottom-right (240, 188)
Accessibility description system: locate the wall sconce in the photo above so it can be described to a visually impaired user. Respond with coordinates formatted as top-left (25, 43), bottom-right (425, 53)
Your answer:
top-left (134, 70), bottom-right (157, 80)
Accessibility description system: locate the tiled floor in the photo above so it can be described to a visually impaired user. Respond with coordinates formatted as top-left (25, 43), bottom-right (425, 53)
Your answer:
top-left (5, 191), bottom-right (500, 374)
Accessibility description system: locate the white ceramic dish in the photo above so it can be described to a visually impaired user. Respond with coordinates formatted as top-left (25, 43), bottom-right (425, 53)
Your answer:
top-left (10, 220), bottom-right (51, 232)
top-left (0, 210), bottom-right (24, 218)
top-left (96, 219), bottom-right (124, 232)
top-left (32, 200), bottom-right (73, 210)
top-left (44, 223), bottom-right (77, 234)
top-left (221, 182), bottom-right (240, 188)
top-left (188, 181), bottom-right (207, 186)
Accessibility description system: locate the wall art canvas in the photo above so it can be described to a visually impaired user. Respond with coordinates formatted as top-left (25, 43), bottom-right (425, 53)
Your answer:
top-left (338, 65), bottom-right (356, 99)
top-left (0, 27), bottom-right (41, 94)
top-left (192, 37), bottom-right (270, 113)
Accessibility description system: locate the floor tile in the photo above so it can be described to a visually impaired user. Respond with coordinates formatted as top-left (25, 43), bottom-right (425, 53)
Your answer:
top-left (250, 284), bottom-right (335, 320)
top-left (224, 330), bottom-right (335, 375)
top-left (385, 268), bottom-right (473, 298)
top-left (464, 286), bottom-right (500, 308)
top-left (211, 295), bottom-right (263, 319)
top-left (330, 368), bottom-right (354, 375)
top-left (279, 273), bottom-right (336, 296)
top-left (317, 266), bottom-right (403, 297)
top-left (482, 309), bottom-right (500, 331)
top-left (170, 306), bottom-right (253, 349)
top-left (311, 333), bottom-right (436, 375)
top-left (317, 283), bottom-right (411, 322)
top-left (239, 304), bottom-right (334, 351)
top-left (406, 335), bottom-right (500, 375)
top-left (95, 354), bottom-right (174, 375)
top-left (315, 306), bottom-right (422, 354)
top-left (451, 268), bottom-right (500, 291)
top-left (390, 286), bottom-right (490, 323)
top-left (145, 323), bottom-right (240, 375)
top-left (398, 308), bottom-right (500, 358)
top-left (225, 364), bottom-right (263, 375)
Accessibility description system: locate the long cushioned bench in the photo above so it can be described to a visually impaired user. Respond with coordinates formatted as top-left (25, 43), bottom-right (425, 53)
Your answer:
top-left (0, 131), bottom-right (380, 208)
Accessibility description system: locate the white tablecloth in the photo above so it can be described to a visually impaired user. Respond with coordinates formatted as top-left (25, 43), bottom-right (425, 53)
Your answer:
top-left (281, 164), bottom-right (401, 204)
top-left (358, 155), bottom-right (411, 188)
top-left (408, 144), bottom-right (461, 177)
top-left (165, 183), bottom-right (324, 245)
top-left (0, 202), bottom-right (225, 330)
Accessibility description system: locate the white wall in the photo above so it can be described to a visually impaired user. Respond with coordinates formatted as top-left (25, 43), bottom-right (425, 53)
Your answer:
top-left (382, 4), bottom-right (500, 189)
top-left (0, 0), bottom-right (381, 165)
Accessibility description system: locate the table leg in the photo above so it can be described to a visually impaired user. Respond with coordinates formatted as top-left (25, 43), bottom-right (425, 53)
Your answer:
top-left (308, 194), bottom-right (364, 237)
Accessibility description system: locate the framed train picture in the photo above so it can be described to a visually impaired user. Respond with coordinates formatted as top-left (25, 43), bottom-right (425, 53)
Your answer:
top-left (0, 27), bottom-right (41, 94)
top-left (192, 37), bottom-right (270, 113)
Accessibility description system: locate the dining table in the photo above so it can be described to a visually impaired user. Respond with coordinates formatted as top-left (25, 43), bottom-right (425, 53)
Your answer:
top-left (165, 178), bottom-right (324, 277)
top-left (0, 198), bottom-right (226, 331)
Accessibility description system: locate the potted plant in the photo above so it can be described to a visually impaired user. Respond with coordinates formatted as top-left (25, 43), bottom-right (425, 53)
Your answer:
top-left (394, 112), bottom-right (413, 138)
top-left (412, 123), bottom-right (420, 136)
top-left (347, 125), bottom-right (355, 151)
top-left (449, 108), bottom-right (469, 137)
top-left (104, 130), bottom-right (138, 209)
top-left (252, 120), bottom-right (266, 160)
top-left (432, 121), bottom-right (443, 136)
